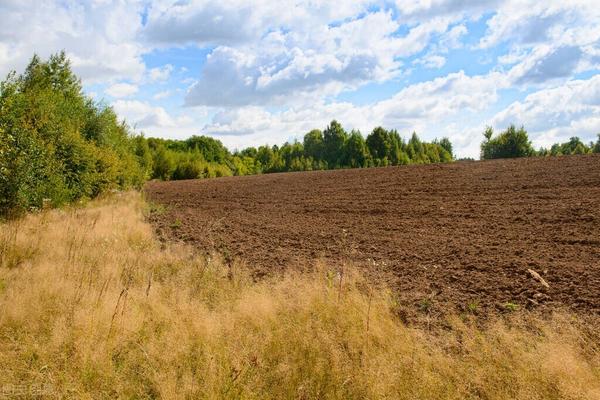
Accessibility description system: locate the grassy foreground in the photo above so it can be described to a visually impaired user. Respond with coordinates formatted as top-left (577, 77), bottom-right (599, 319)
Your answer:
top-left (0, 193), bottom-right (599, 399)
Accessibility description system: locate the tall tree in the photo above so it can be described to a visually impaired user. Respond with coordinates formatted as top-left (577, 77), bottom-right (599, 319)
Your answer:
top-left (344, 130), bottom-right (369, 167)
top-left (303, 129), bottom-right (324, 161)
top-left (323, 120), bottom-right (348, 168)
top-left (366, 127), bottom-right (392, 161)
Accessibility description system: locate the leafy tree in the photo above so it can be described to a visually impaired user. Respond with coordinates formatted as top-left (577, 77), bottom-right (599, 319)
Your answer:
top-left (152, 146), bottom-right (175, 180)
top-left (344, 130), bottom-right (369, 167)
top-left (593, 134), bottom-right (600, 154)
top-left (480, 125), bottom-right (534, 160)
top-left (323, 120), bottom-right (348, 168)
top-left (436, 137), bottom-right (453, 159)
top-left (303, 129), bottom-right (324, 161)
top-left (0, 52), bottom-right (145, 216)
top-left (185, 135), bottom-right (229, 163)
top-left (366, 127), bottom-right (392, 161)
top-left (557, 137), bottom-right (590, 155)
top-left (407, 132), bottom-right (429, 163)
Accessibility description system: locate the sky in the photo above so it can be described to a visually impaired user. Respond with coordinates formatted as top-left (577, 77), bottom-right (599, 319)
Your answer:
top-left (1, 1), bottom-right (599, 158)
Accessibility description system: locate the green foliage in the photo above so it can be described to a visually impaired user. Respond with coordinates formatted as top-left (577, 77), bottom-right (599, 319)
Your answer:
top-left (323, 120), bottom-right (348, 168)
top-left (366, 127), bottom-right (392, 161)
top-left (344, 130), bottom-right (369, 167)
top-left (303, 129), bottom-right (324, 161)
top-left (480, 125), bottom-right (535, 160)
top-left (0, 52), bottom-right (146, 216)
top-left (594, 134), bottom-right (600, 154)
top-left (548, 137), bottom-right (592, 156)
top-left (142, 120), bottom-right (455, 181)
top-left (436, 137), bottom-right (453, 159)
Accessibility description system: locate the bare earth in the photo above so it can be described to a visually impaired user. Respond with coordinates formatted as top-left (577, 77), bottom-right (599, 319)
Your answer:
top-left (145, 155), bottom-right (600, 318)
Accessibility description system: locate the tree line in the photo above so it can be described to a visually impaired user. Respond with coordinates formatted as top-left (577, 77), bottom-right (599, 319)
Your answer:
top-left (145, 123), bottom-right (455, 181)
top-left (481, 125), bottom-right (600, 160)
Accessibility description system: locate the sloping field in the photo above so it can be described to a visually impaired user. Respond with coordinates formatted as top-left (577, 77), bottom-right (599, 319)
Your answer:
top-left (145, 155), bottom-right (600, 317)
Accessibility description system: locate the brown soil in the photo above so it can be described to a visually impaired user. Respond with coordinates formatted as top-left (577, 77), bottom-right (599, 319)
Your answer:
top-left (145, 155), bottom-right (600, 318)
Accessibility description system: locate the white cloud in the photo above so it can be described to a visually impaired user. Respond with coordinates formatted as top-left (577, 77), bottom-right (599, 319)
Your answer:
top-left (111, 99), bottom-right (208, 139)
top-left (508, 45), bottom-right (584, 85)
top-left (143, 0), bottom-right (374, 48)
top-left (153, 90), bottom-right (172, 100)
top-left (105, 82), bottom-right (138, 98)
top-left (480, 0), bottom-right (600, 86)
top-left (414, 54), bottom-right (447, 69)
top-left (492, 74), bottom-right (600, 148)
top-left (185, 11), bottom-right (454, 107)
top-left (112, 100), bottom-right (176, 129)
top-left (149, 64), bottom-right (174, 82)
top-left (395, 0), bottom-right (500, 20)
top-left (0, 1), bottom-right (146, 84)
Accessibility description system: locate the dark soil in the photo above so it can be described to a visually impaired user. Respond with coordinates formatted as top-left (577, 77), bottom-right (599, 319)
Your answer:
top-left (145, 155), bottom-right (600, 319)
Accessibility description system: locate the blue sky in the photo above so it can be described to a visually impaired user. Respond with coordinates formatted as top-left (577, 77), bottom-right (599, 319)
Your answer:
top-left (1, 1), bottom-right (599, 158)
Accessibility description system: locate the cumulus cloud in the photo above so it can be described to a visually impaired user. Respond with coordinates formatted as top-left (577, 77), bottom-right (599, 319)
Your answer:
top-left (0, 0), bottom-right (146, 83)
top-left (414, 54), bottom-right (447, 69)
top-left (185, 11), bottom-right (453, 107)
top-left (105, 83), bottom-right (138, 98)
top-left (112, 100), bottom-right (177, 129)
top-left (492, 74), bottom-right (600, 147)
top-left (149, 64), bottom-right (174, 82)
top-left (375, 71), bottom-right (505, 124)
top-left (481, 0), bottom-right (600, 86)
top-left (509, 45), bottom-right (583, 85)
top-left (395, 0), bottom-right (500, 20)
top-left (142, 0), bottom-right (374, 47)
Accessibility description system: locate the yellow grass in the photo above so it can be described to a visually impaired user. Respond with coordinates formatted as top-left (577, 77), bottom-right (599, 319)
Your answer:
top-left (0, 192), bottom-right (599, 399)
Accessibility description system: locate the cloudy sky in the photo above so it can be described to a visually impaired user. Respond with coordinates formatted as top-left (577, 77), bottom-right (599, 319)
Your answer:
top-left (2, 0), bottom-right (599, 158)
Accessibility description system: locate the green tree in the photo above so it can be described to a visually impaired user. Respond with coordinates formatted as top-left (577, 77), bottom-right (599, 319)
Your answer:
top-left (303, 129), bottom-right (324, 161)
top-left (407, 132), bottom-right (428, 163)
top-left (0, 52), bottom-right (145, 216)
top-left (593, 134), bottom-right (600, 153)
top-left (344, 130), bottom-right (369, 167)
top-left (323, 120), bottom-right (348, 168)
top-left (558, 137), bottom-right (590, 155)
top-left (366, 127), bottom-right (392, 161)
top-left (437, 137), bottom-right (453, 159)
top-left (480, 125), bottom-right (534, 160)
top-left (152, 146), bottom-right (175, 180)
top-left (185, 135), bottom-right (230, 163)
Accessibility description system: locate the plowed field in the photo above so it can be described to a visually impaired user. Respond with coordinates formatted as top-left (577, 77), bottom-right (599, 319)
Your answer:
top-left (145, 155), bottom-right (600, 318)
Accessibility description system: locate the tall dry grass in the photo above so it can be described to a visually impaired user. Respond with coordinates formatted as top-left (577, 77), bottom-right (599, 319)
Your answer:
top-left (0, 192), bottom-right (599, 399)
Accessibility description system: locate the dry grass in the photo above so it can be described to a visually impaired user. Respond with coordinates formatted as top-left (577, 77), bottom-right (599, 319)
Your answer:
top-left (0, 192), bottom-right (599, 399)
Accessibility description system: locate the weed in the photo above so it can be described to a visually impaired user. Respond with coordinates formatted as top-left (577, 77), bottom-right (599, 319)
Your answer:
top-left (419, 298), bottom-right (433, 312)
top-left (467, 300), bottom-right (479, 314)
